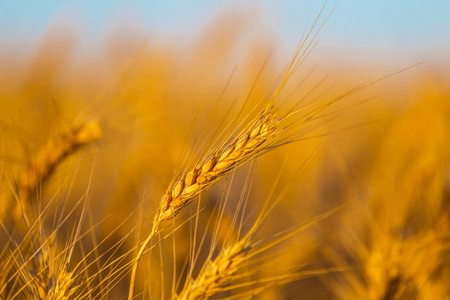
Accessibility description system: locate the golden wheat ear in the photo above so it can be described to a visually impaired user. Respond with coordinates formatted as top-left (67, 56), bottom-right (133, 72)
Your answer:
top-left (128, 6), bottom-right (335, 297)
top-left (9, 122), bottom-right (101, 224)
top-left (156, 107), bottom-right (278, 223)
top-left (0, 229), bottom-right (79, 300)
top-left (128, 105), bottom-right (280, 300)
top-left (174, 196), bottom-right (355, 300)
top-left (1, 121), bottom-right (101, 299)
top-left (33, 241), bottom-right (78, 300)
top-left (175, 238), bottom-right (251, 300)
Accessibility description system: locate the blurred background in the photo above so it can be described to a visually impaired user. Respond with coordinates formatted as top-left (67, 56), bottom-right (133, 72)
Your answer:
top-left (2, 1), bottom-right (450, 66)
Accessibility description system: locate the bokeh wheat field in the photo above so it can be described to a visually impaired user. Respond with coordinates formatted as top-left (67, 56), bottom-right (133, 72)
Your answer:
top-left (1, 3), bottom-right (449, 300)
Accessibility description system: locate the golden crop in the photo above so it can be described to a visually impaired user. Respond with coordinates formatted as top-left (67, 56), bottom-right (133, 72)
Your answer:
top-left (0, 6), bottom-right (448, 300)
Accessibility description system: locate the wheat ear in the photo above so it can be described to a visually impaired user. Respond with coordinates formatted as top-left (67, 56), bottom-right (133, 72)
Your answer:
top-left (128, 107), bottom-right (278, 300)
top-left (175, 238), bottom-right (250, 300)
top-left (156, 108), bottom-right (278, 222)
top-left (12, 122), bottom-right (101, 223)
top-left (2, 123), bottom-right (100, 298)
top-left (34, 243), bottom-right (77, 300)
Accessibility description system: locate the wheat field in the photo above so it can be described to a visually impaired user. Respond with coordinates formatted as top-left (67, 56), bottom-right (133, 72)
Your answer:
top-left (0, 3), bottom-right (449, 300)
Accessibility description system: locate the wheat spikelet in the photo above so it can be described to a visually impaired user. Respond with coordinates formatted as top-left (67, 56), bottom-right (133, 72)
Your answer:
top-left (174, 197), bottom-right (353, 299)
top-left (11, 122), bottom-right (102, 223)
top-left (46, 268), bottom-right (77, 300)
top-left (364, 224), bottom-right (448, 300)
top-left (0, 123), bottom-right (100, 299)
top-left (33, 244), bottom-right (77, 300)
top-left (175, 238), bottom-right (250, 300)
top-left (2, 233), bottom-right (78, 300)
top-left (20, 122), bottom-right (102, 194)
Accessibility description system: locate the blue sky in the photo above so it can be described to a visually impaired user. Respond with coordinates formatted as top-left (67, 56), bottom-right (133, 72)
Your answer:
top-left (1, 0), bottom-right (449, 61)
